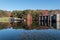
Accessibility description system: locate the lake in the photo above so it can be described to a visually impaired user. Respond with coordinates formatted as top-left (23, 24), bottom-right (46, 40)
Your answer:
top-left (0, 29), bottom-right (60, 40)
top-left (0, 22), bottom-right (60, 40)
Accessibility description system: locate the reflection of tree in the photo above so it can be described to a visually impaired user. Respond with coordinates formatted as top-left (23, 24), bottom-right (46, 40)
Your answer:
top-left (0, 22), bottom-right (9, 29)
top-left (12, 22), bottom-right (25, 29)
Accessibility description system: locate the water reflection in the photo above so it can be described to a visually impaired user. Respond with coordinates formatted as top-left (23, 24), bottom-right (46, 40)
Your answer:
top-left (39, 21), bottom-right (58, 29)
top-left (0, 21), bottom-right (59, 29)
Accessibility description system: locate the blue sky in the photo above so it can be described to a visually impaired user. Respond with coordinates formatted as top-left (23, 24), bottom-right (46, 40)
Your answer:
top-left (0, 0), bottom-right (60, 11)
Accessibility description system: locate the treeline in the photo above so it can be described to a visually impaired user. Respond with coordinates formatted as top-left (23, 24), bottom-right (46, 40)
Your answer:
top-left (0, 9), bottom-right (60, 20)
top-left (11, 10), bottom-right (41, 21)
top-left (0, 10), bottom-right (41, 20)
top-left (0, 10), bottom-right (9, 17)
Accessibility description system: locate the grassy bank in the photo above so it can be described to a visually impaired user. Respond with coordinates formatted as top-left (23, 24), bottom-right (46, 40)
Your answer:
top-left (0, 17), bottom-right (10, 22)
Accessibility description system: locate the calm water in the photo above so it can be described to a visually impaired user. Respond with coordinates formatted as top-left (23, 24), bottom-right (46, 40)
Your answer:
top-left (0, 29), bottom-right (60, 40)
top-left (0, 22), bottom-right (59, 40)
